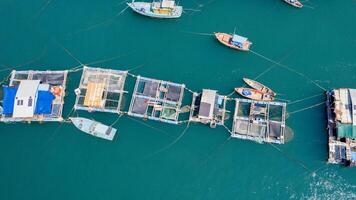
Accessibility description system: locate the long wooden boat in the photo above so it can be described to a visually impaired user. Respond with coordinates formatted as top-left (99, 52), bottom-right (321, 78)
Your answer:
top-left (214, 32), bottom-right (252, 51)
top-left (70, 117), bottom-right (117, 141)
top-left (127, 0), bottom-right (182, 19)
top-left (235, 88), bottom-right (274, 101)
top-left (243, 78), bottom-right (276, 96)
top-left (283, 0), bottom-right (303, 8)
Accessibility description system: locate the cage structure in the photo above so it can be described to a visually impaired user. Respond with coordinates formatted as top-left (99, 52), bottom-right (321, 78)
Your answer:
top-left (128, 76), bottom-right (185, 124)
top-left (74, 66), bottom-right (128, 114)
top-left (0, 70), bottom-right (68, 122)
top-left (232, 98), bottom-right (287, 144)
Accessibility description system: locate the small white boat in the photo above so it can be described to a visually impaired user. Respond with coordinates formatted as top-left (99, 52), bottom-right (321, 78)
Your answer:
top-left (70, 117), bottom-right (117, 141)
top-left (283, 0), bottom-right (303, 8)
top-left (127, 0), bottom-right (183, 19)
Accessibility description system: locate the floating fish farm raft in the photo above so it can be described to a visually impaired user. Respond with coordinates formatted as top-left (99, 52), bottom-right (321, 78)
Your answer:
top-left (74, 66), bottom-right (128, 114)
top-left (326, 88), bottom-right (356, 167)
top-left (0, 70), bottom-right (68, 122)
top-left (0, 66), bottom-right (291, 145)
top-left (189, 89), bottom-right (228, 128)
top-left (232, 99), bottom-right (287, 144)
top-left (128, 76), bottom-right (185, 124)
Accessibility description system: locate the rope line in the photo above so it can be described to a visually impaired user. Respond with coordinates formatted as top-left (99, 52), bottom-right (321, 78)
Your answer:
top-left (288, 101), bottom-right (326, 115)
top-left (288, 93), bottom-right (324, 105)
top-left (250, 50), bottom-right (326, 91)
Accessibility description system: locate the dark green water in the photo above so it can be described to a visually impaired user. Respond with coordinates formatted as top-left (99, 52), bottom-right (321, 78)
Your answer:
top-left (0, 0), bottom-right (355, 199)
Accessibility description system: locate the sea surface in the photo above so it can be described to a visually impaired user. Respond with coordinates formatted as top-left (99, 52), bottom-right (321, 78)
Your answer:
top-left (0, 0), bottom-right (355, 199)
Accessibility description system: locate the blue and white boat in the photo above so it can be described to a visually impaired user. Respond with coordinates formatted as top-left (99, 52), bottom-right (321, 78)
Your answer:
top-left (70, 117), bottom-right (117, 141)
top-left (127, 0), bottom-right (182, 19)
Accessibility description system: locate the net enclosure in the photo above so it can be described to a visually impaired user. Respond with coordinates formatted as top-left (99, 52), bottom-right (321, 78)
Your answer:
top-left (74, 66), bottom-right (128, 114)
top-left (128, 76), bottom-right (185, 124)
top-left (232, 98), bottom-right (287, 144)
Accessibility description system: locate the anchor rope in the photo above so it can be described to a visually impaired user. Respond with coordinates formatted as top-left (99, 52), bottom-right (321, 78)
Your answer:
top-left (288, 101), bottom-right (326, 115)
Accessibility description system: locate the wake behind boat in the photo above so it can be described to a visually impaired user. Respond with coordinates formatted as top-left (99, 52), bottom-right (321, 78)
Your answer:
top-left (283, 0), bottom-right (303, 8)
top-left (214, 32), bottom-right (252, 51)
top-left (70, 117), bottom-right (117, 141)
top-left (235, 88), bottom-right (274, 101)
top-left (127, 0), bottom-right (182, 19)
top-left (243, 78), bottom-right (276, 96)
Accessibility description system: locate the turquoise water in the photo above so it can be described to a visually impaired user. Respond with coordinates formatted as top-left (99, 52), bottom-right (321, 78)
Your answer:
top-left (0, 0), bottom-right (356, 199)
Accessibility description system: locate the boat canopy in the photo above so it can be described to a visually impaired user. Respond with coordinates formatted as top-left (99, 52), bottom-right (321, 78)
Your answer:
top-left (161, 0), bottom-right (175, 8)
top-left (232, 34), bottom-right (247, 44)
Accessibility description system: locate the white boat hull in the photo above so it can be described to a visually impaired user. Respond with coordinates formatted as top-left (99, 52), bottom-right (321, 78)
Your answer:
top-left (70, 117), bottom-right (117, 141)
top-left (127, 2), bottom-right (182, 19)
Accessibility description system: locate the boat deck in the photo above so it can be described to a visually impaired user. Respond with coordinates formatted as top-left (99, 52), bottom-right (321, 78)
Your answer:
top-left (74, 66), bottom-right (128, 114)
top-left (0, 70), bottom-right (68, 122)
top-left (231, 98), bottom-right (287, 144)
top-left (128, 76), bottom-right (185, 124)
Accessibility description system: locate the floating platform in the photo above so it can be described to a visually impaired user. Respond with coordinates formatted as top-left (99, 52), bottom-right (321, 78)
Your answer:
top-left (231, 98), bottom-right (287, 144)
top-left (326, 89), bottom-right (356, 167)
top-left (74, 66), bottom-right (128, 114)
top-left (189, 89), bottom-right (228, 128)
top-left (128, 76), bottom-right (185, 124)
top-left (0, 70), bottom-right (68, 122)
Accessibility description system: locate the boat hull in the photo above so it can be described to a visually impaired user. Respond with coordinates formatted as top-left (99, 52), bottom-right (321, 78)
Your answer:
top-left (283, 0), bottom-right (303, 8)
top-left (235, 88), bottom-right (274, 101)
top-left (214, 32), bottom-right (251, 51)
top-left (243, 78), bottom-right (276, 96)
top-left (70, 117), bottom-right (117, 141)
top-left (127, 2), bottom-right (182, 19)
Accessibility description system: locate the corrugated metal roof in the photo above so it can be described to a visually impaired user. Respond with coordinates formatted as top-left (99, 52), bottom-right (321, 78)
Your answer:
top-left (12, 80), bottom-right (40, 118)
top-left (199, 89), bottom-right (216, 119)
top-left (16, 80), bottom-right (40, 97)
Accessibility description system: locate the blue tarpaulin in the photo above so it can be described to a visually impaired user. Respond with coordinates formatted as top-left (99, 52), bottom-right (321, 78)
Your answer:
top-left (34, 91), bottom-right (55, 114)
top-left (2, 86), bottom-right (17, 114)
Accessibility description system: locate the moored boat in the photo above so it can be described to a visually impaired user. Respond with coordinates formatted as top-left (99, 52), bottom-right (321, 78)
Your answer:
top-left (243, 78), bottom-right (276, 96)
top-left (70, 117), bottom-right (117, 141)
top-left (127, 0), bottom-right (182, 19)
top-left (283, 0), bottom-right (303, 8)
top-left (235, 88), bottom-right (274, 101)
top-left (214, 32), bottom-right (252, 51)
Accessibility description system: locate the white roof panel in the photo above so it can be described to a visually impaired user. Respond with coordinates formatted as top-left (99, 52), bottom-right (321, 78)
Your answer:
top-left (161, 0), bottom-right (175, 8)
top-left (16, 80), bottom-right (40, 97)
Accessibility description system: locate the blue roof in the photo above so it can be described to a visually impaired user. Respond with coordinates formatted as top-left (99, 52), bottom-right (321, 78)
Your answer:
top-left (2, 86), bottom-right (17, 115)
top-left (34, 91), bottom-right (55, 115)
top-left (232, 34), bottom-right (247, 43)
top-left (352, 151), bottom-right (356, 161)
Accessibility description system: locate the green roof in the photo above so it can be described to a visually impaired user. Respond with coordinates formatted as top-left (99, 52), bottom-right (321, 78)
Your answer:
top-left (336, 123), bottom-right (356, 139)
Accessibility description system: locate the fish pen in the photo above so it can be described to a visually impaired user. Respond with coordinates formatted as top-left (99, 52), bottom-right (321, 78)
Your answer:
top-left (231, 98), bottom-right (287, 144)
top-left (189, 89), bottom-right (228, 128)
top-left (128, 76), bottom-right (185, 124)
top-left (74, 66), bottom-right (128, 114)
top-left (326, 89), bottom-right (356, 167)
top-left (0, 70), bottom-right (68, 122)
